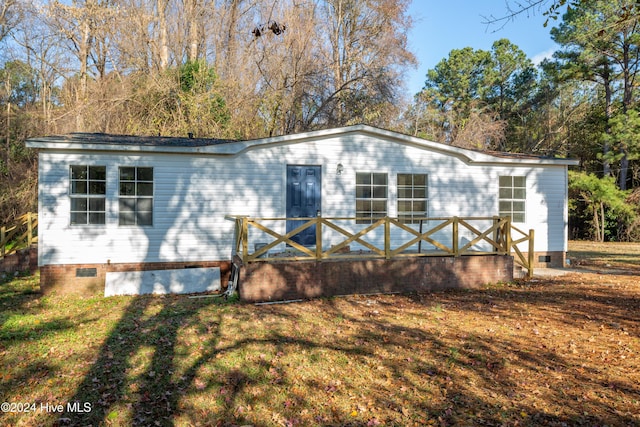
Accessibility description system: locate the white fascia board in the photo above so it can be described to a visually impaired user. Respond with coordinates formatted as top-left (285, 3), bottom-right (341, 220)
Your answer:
top-left (198, 125), bottom-right (580, 166)
top-left (26, 139), bottom-right (193, 154)
top-left (353, 127), bottom-right (580, 166)
top-left (26, 125), bottom-right (580, 166)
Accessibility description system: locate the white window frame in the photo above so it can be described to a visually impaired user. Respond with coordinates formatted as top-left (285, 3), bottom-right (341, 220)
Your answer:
top-left (397, 173), bottom-right (428, 224)
top-left (499, 175), bottom-right (526, 223)
top-left (69, 165), bottom-right (106, 225)
top-left (119, 166), bottom-right (154, 226)
top-left (356, 172), bottom-right (388, 224)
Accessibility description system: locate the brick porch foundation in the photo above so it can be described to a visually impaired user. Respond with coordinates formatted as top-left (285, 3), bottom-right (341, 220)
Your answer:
top-left (237, 254), bottom-right (514, 303)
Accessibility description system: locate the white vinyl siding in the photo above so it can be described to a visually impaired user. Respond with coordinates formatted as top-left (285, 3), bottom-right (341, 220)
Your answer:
top-left (35, 133), bottom-right (570, 266)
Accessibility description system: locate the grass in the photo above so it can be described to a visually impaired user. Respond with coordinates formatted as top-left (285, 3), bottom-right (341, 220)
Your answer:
top-left (568, 240), bottom-right (640, 269)
top-left (1, 243), bottom-right (639, 426)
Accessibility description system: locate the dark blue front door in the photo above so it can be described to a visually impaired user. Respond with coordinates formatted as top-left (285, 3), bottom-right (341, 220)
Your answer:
top-left (286, 165), bottom-right (321, 246)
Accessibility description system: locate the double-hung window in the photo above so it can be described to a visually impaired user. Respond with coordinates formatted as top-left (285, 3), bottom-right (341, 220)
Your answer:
top-left (397, 174), bottom-right (428, 224)
top-left (499, 176), bottom-right (526, 223)
top-left (70, 165), bottom-right (106, 225)
top-left (119, 167), bottom-right (154, 226)
top-left (356, 172), bottom-right (387, 224)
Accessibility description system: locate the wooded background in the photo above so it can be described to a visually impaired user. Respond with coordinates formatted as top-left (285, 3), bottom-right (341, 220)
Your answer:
top-left (1, 0), bottom-right (639, 241)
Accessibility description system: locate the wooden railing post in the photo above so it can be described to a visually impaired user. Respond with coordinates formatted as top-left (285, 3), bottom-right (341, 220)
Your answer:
top-left (242, 217), bottom-right (249, 263)
top-left (452, 217), bottom-right (459, 256)
top-left (492, 216), bottom-right (500, 253)
top-left (27, 213), bottom-right (33, 246)
top-left (0, 225), bottom-right (5, 258)
top-left (528, 229), bottom-right (535, 279)
top-left (231, 218), bottom-right (240, 257)
top-left (316, 217), bottom-right (323, 260)
top-left (505, 216), bottom-right (512, 256)
top-left (384, 217), bottom-right (391, 259)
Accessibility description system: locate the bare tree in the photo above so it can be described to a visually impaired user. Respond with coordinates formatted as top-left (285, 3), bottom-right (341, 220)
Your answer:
top-left (307, 0), bottom-right (416, 128)
top-left (10, 4), bottom-right (67, 134)
top-left (452, 106), bottom-right (506, 150)
top-left (183, 0), bottom-right (204, 61)
top-left (249, 0), bottom-right (319, 135)
top-left (45, 0), bottom-right (118, 130)
top-left (0, 0), bottom-right (18, 44)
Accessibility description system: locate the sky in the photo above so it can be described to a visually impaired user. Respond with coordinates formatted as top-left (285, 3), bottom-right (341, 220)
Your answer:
top-left (405, 0), bottom-right (564, 97)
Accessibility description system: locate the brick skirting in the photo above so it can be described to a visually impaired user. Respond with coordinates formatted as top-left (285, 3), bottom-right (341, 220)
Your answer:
top-left (0, 247), bottom-right (38, 275)
top-left (237, 255), bottom-right (514, 303)
top-left (40, 261), bottom-right (232, 296)
top-left (530, 251), bottom-right (566, 268)
top-left (32, 251), bottom-right (564, 298)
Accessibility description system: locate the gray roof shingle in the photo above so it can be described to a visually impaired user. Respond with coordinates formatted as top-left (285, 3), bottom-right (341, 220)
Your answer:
top-left (54, 132), bottom-right (236, 147)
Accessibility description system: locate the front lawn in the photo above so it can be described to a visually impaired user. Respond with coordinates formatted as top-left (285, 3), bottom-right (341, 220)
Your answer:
top-left (568, 240), bottom-right (640, 270)
top-left (1, 253), bottom-right (639, 426)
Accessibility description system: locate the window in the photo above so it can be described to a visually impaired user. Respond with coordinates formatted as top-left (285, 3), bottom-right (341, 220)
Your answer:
top-left (356, 172), bottom-right (387, 224)
top-left (119, 167), bottom-right (153, 226)
top-left (499, 176), bottom-right (526, 223)
top-left (397, 174), bottom-right (428, 224)
top-left (70, 165), bottom-right (106, 225)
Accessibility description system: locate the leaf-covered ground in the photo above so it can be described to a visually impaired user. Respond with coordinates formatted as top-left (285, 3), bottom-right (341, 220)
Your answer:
top-left (568, 240), bottom-right (640, 270)
top-left (1, 243), bottom-right (639, 426)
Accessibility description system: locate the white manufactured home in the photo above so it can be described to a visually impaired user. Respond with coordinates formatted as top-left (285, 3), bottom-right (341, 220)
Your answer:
top-left (27, 125), bottom-right (578, 296)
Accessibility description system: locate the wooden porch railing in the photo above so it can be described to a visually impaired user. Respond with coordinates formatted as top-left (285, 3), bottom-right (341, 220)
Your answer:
top-left (0, 212), bottom-right (38, 259)
top-left (227, 215), bottom-right (534, 278)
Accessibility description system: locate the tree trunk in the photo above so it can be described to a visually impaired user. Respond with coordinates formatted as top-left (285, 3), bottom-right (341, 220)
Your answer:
top-left (4, 100), bottom-right (10, 177)
top-left (602, 65), bottom-right (612, 177)
top-left (599, 201), bottom-right (605, 242)
top-left (187, 0), bottom-right (200, 62)
top-left (76, 6), bottom-right (91, 132)
top-left (158, 0), bottom-right (169, 70)
top-left (331, 0), bottom-right (344, 125)
top-left (221, 0), bottom-right (238, 79)
top-left (619, 154), bottom-right (629, 190)
top-left (618, 38), bottom-right (633, 190)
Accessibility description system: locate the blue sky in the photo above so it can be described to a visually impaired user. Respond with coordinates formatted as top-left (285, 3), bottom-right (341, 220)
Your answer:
top-left (405, 0), bottom-right (563, 96)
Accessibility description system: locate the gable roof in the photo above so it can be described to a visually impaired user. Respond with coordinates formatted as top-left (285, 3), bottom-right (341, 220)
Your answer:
top-left (26, 124), bottom-right (579, 166)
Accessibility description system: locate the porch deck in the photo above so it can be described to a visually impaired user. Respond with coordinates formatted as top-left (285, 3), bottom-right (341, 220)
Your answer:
top-left (227, 216), bottom-right (534, 302)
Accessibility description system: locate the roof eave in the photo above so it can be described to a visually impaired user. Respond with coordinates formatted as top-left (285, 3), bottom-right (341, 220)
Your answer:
top-left (25, 140), bottom-right (209, 154)
top-left (26, 125), bottom-right (581, 166)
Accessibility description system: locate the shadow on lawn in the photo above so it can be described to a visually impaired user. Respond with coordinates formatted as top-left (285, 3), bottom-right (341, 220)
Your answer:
top-left (0, 273), bottom-right (41, 319)
top-left (32, 273), bottom-right (639, 426)
top-left (54, 294), bottom-right (371, 426)
top-left (313, 281), bottom-right (640, 426)
top-left (55, 295), bottom-right (225, 426)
